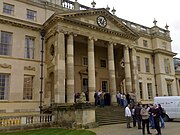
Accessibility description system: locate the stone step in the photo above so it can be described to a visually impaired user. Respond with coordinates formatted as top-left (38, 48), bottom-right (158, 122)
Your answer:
top-left (95, 106), bottom-right (126, 126)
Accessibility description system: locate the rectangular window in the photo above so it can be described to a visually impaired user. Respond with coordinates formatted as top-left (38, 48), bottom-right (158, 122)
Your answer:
top-left (25, 36), bottom-right (35, 59)
top-left (143, 40), bottom-right (148, 47)
top-left (3, 3), bottom-right (14, 15)
top-left (100, 59), bottom-right (107, 68)
top-left (137, 56), bottom-right (141, 72)
top-left (164, 58), bottom-right (170, 73)
top-left (27, 9), bottom-right (37, 21)
top-left (0, 74), bottom-right (9, 100)
top-left (145, 58), bottom-right (150, 72)
top-left (23, 76), bottom-right (33, 100)
top-left (139, 82), bottom-right (143, 99)
top-left (167, 83), bottom-right (172, 96)
top-left (0, 31), bottom-right (12, 56)
top-left (147, 83), bottom-right (152, 99)
top-left (82, 56), bottom-right (88, 66)
top-left (101, 80), bottom-right (108, 92)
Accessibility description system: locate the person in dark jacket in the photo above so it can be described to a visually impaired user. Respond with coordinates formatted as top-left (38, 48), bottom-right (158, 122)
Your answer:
top-left (135, 103), bottom-right (142, 129)
top-left (158, 104), bottom-right (165, 128)
top-left (152, 104), bottom-right (162, 135)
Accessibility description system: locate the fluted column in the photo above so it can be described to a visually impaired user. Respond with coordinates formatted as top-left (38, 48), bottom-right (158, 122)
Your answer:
top-left (66, 34), bottom-right (74, 103)
top-left (88, 37), bottom-right (96, 102)
top-left (124, 45), bottom-right (132, 93)
top-left (108, 42), bottom-right (116, 103)
top-left (54, 31), bottom-right (65, 103)
top-left (131, 48), bottom-right (139, 101)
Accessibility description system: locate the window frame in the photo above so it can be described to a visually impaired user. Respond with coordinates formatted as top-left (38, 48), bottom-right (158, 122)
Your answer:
top-left (26, 9), bottom-right (37, 21)
top-left (23, 75), bottom-right (34, 100)
top-left (100, 59), bottom-right (107, 68)
top-left (147, 83), bottom-right (152, 99)
top-left (24, 36), bottom-right (35, 59)
top-left (139, 82), bottom-right (143, 99)
top-left (101, 80), bottom-right (109, 92)
top-left (3, 3), bottom-right (14, 15)
top-left (82, 56), bottom-right (88, 66)
top-left (136, 56), bottom-right (141, 72)
top-left (143, 40), bottom-right (148, 47)
top-left (145, 57), bottom-right (150, 72)
top-left (0, 74), bottom-right (10, 100)
top-left (167, 83), bottom-right (172, 96)
top-left (0, 31), bottom-right (12, 56)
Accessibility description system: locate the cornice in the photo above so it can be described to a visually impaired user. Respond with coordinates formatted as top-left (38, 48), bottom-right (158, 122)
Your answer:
top-left (154, 49), bottom-right (177, 56)
top-left (0, 56), bottom-right (41, 63)
top-left (136, 46), bottom-right (153, 54)
top-left (0, 14), bottom-right (42, 31)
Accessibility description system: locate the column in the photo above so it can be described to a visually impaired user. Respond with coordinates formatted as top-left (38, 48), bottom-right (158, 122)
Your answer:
top-left (88, 37), bottom-right (96, 102)
top-left (54, 31), bottom-right (65, 103)
top-left (108, 42), bottom-right (116, 103)
top-left (124, 45), bottom-right (132, 93)
top-left (67, 34), bottom-right (74, 103)
top-left (131, 48), bottom-right (139, 101)
top-left (176, 78), bottom-right (180, 96)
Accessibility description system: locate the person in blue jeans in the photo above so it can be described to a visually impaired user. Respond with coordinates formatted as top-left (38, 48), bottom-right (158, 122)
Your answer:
top-left (148, 104), bottom-right (155, 129)
top-left (158, 104), bottom-right (165, 128)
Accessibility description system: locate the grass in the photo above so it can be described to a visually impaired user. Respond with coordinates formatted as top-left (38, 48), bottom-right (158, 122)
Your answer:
top-left (0, 128), bottom-right (96, 135)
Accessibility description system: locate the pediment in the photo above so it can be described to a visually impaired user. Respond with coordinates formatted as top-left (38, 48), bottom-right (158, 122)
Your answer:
top-left (45, 8), bottom-right (139, 40)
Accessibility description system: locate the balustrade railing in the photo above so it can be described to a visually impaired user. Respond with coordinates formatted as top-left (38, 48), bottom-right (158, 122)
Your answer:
top-left (0, 114), bottom-right (53, 127)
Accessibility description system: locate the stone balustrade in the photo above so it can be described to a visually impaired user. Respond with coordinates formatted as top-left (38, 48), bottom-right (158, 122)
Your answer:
top-left (120, 18), bottom-right (170, 38)
top-left (0, 114), bottom-right (53, 127)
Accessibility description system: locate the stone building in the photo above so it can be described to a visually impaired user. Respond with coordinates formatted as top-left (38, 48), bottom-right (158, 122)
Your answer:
top-left (0, 0), bottom-right (178, 115)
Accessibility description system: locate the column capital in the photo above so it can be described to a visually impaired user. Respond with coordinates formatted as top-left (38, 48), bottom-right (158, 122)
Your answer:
top-left (67, 31), bottom-right (77, 37)
top-left (109, 41), bottom-right (117, 46)
top-left (88, 36), bottom-right (98, 41)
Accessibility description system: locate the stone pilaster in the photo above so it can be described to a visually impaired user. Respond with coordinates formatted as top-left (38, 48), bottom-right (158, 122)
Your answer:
top-left (88, 37), bottom-right (96, 102)
top-left (131, 48), bottom-right (139, 101)
top-left (108, 42), bottom-right (116, 103)
top-left (124, 45), bottom-right (132, 93)
top-left (66, 34), bottom-right (74, 103)
top-left (54, 31), bottom-right (65, 103)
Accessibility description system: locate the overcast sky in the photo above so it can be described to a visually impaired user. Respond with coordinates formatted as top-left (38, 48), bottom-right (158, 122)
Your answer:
top-left (76, 0), bottom-right (180, 57)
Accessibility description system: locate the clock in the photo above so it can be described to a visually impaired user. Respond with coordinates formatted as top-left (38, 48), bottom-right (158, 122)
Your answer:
top-left (97, 16), bottom-right (107, 28)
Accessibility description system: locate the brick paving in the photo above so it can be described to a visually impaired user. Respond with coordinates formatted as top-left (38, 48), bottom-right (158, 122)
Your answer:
top-left (89, 121), bottom-right (180, 135)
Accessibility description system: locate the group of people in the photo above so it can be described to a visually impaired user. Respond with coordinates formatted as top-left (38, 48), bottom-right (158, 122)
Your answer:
top-left (125, 103), bottom-right (165, 135)
top-left (116, 91), bottom-right (135, 107)
top-left (94, 90), bottom-right (111, 107)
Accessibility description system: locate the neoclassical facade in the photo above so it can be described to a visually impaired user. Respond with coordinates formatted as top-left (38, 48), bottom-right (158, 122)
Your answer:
top-left (0, 0), bottom-right (178, 114)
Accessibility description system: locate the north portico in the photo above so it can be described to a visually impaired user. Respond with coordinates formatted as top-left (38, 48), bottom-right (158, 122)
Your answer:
top-left (43, 8), bottom-right (140, 106)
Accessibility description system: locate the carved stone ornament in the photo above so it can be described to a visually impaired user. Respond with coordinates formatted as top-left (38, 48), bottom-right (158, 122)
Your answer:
top-left (24, 66), bottom-right (35, 71)
top-left (0, 63), bottom-right (11, 69)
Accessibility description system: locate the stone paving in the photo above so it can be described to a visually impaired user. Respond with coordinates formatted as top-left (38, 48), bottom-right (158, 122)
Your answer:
top-left (89, 121), bottom-right (180, 135)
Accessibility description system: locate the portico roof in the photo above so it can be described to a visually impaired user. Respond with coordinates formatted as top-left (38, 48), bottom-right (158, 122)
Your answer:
top-left (44, 8), bottom-right (139, 41)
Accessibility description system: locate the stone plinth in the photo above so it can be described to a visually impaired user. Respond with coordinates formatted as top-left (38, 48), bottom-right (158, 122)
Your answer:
top-left (52, 103), bottom-right (97, 128)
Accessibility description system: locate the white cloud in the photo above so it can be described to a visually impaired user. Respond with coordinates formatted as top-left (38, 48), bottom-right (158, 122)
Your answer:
top-left (77, 0), bottom-right (180, 57)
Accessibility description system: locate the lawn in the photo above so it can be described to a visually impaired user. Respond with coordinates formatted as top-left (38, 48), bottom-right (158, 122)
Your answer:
top-left (0, 128), bottom-right (96, 135)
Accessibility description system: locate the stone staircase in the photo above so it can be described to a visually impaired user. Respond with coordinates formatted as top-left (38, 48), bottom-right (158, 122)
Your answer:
top-left (95, 106), bottom-right (126, 126)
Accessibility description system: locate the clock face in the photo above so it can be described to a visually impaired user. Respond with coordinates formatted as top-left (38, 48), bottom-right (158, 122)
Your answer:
top-left (97, 16), bottom-right (107, 28)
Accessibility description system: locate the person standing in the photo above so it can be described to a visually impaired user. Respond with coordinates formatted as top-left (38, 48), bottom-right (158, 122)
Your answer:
top-left (125, 104), bottom-right (132, 128)
top-left (140, 104), bottom-right (152, 135)
top-left (131, 105), bottom-right (136, 127)
top-left (153, 104), bottom-right (162, 135)
top-left (135, 103), bottom-right (142, 129)
top-left (158, 104), bottom-right (165, 128)
top-left (148, 104), bottom-right (155, 129)
top-left (116, 91), bottom-right (121, 106)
